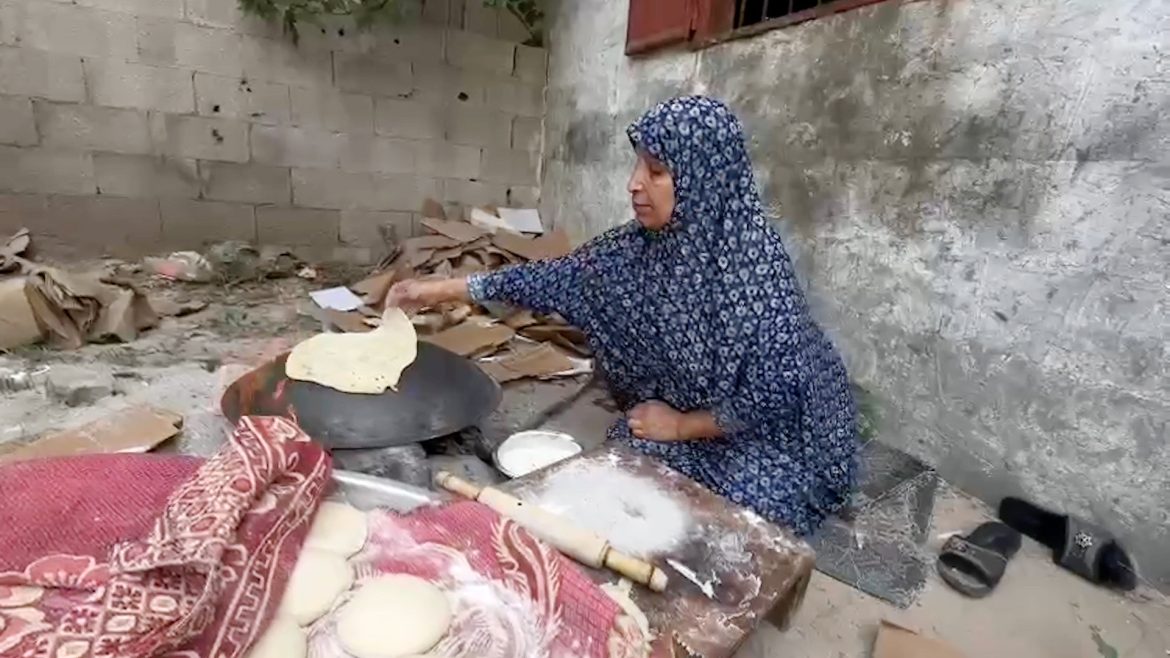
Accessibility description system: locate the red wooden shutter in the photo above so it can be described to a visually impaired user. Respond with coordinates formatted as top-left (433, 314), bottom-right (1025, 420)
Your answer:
top-left (625, 0), bottom-right (694, 56)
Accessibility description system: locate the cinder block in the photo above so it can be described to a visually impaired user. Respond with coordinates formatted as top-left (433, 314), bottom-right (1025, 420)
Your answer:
top-left (443, 178), bottom-right (507, 208)
top-left (184, 0), bottom-right (245, 28)
top-left (460, 0), bottom-right (498, 37)
top-left (414, 141), bottom-right (480, 179)
top-left (161, 198), bottom-right (256, 246)
top-left (86, 59), bottom-right (195, 114)
top-left (411, 63), bottom-right (486, 106)
top-left (251, 125), bottom-right (343, 168)
top-left (444, 104), bottom-right (512, 148)
top-left (421, 0), bottom-right (451, 26)
top-left (292, 168), bottom-right (440, 212)
top-left (374, 98), bottom-right (443, 140)
top-left (16, 2), bottom-right (136, 60)
top-left (446, 31), bottom-right (514, 76)
top-left (0, 48), bottom-right (86, 102)
top-left (175, 23), bottom-right (245, 77)
top-left (334, 24), bottom-right (444, 61)
top-left (340, 136), bottom-right (415, 175)
top-left (194, 73), bottom-right (290, 125)
top-left (94, 153), bottom-right (200, 199)
top-left (507, 185), bottom-right (539, 207)
top-left (0, 96), bottom-right (37, 146)
top-left (480, 147), bottom-right (538, 185)
top-left (514, 45), bottom-right (547, 84)
top-left (35, 102), bottom-right (152, 155)
top-left (78, 0), bottom-right (183, 19)
top-left (498, 7), bottom-right (532, 43)
top-left (511, 115), bottom-right (541, 152)
top-left (291, 87), bottom-right (374, 133)
top-left (335, 53), bottom-right (412, 97)
top-left (0, 147), bottom-right (94, 195)
top-left (0, 194), bottom-right (48, 237)
top-left (256, 206), bottom-right (340, 246)
top-left (339, 209), bottom-right (413, 247)
top-left (485, 76), bottom-right (542, 117)
top-left (242, 37), bottom-right (333, 88)
top-left (200, 161), bottom-right (290, 204)
top-left (136, 17), bottom-right (176, 66)
top-left (159, 114), bottom-right (249, 163)
top-left (43, 195), bottom-right (162, 256)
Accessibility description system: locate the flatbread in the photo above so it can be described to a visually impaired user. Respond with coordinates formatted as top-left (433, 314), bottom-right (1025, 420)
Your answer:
top-left (286, 307), bottom-right (418, 394)
top-left (278, 548), bottom-right (353, 626)
top-left (305, 502), bottom-right (368, 557)
top-left (246, 616), bottom-right (307, 658)
top-left (336, 575), bottom-right (451, 658)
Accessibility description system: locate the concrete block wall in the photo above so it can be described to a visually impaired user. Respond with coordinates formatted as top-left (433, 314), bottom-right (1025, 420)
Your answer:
top-left (0, 0), bottom-right (546, 261)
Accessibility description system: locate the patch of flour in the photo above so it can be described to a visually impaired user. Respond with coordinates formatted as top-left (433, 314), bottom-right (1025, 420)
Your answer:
top-left (522, 463), bottom-right (692, 557)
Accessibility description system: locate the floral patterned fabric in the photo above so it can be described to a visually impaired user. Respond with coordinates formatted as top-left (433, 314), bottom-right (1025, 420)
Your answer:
top-left (469, 96), bottom-right (857, 535)
top-left (0, 416), bottom-right (330, 658)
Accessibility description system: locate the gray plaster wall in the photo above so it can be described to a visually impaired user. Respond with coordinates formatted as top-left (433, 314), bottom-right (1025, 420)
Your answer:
top-left (541, 0), bottom-right (1170, 590)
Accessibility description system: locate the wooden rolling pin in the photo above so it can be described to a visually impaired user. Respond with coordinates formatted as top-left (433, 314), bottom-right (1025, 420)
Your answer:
top-left (435, 470), bottom-right (669, 592)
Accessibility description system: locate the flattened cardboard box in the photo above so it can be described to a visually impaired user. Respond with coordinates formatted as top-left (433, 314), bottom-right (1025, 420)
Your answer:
top-left (0, 406), bottom-right (183, 465)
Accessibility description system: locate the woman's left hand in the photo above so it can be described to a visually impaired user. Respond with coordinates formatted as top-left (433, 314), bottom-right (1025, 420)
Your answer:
top-left (627, 401), bottom-right (685, 441)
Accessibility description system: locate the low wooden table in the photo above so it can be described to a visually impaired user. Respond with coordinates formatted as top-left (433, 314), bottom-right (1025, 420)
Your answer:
top-left (505, 445), bottom-right (815, 658)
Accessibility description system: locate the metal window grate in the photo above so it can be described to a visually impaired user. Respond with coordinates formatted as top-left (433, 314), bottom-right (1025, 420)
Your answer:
top-left (734, 0), bottom-right (850, 29)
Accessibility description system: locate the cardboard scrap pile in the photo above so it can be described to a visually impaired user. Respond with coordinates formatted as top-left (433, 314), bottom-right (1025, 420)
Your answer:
top-left (0, 229), bottom-right (192, 350)
top-left (329, 202), bottom-right (590, 384)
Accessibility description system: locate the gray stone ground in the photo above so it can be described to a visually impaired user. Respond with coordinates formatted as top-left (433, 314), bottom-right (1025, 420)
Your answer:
top-left (1, 277), bottom-right (1167, 657)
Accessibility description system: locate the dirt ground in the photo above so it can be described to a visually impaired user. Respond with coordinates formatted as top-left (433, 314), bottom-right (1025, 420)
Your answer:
top-left (2, 268), bottom-right (1168, 658)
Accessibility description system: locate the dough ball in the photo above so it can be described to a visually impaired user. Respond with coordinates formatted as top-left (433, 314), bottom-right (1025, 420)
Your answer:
top-left (279, 548), bottom-right (354, 626)
top-left (336, 575), bottom-right (451, 658)
top-left (306, 502), bottom-right (368, 557)
top-left (246, 616), bottom-right (306, 658)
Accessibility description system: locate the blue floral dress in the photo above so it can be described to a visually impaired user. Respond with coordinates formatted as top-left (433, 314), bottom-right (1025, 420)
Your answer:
top-left (469, 96), bottom-right (857, 535)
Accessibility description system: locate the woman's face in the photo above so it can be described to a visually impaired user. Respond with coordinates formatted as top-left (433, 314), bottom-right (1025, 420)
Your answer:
top-left (627, 149), bottom-right (675, 231)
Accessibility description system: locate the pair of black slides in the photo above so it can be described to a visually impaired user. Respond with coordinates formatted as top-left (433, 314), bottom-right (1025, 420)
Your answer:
top-left (937, 497), bottom-right (1138, 598)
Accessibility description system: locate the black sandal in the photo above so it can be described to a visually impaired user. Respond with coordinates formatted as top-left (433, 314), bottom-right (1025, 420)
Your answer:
top-left (1000, 496), bottom-right (1137, 591)
top-left (937, 521), bottom-right (1022, 598)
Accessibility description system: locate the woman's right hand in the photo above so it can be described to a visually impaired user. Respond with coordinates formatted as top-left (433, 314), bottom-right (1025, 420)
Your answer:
top-left (385, 278), bottom-right (468, 310)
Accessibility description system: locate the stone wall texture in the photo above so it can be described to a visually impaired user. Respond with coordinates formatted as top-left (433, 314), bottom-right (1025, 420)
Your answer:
top-left (540, 0), bottom-right (1170, 590)
top-left (0, 0), bottom-right (545, 260)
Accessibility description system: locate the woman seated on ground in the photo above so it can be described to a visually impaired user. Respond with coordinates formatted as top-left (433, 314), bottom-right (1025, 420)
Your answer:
top-left (388, 96), bottom-right (858, 536)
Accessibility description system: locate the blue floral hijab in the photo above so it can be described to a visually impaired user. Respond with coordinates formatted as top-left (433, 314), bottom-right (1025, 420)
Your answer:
top-left (471, 96), bottom-right (857, 534)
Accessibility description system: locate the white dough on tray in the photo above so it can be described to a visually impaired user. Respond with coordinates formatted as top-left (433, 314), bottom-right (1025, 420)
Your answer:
top-left (336, 574), bottom-right (452, 658)
top-left (305, 501), bottom-right (368, 557)
top-left (279, 548), bottom-right (353, 626)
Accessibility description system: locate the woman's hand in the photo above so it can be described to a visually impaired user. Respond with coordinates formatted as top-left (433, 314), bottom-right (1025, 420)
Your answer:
top-left (627, 401), bottom-right (724, 442)
top-left (628, 401), bottom-right (685, 441)
top-left (385, 278), bottom-right (469, 311)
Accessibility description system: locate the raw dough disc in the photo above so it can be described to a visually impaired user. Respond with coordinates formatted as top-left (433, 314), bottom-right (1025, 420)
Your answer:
top-left (246, 616), bottom-right (307, 658)
top-left (279, 548), bottom-right (354, 626)
top-left (286, 307), bottom-right (418, 394)
top-left (336, 574), bottom-right (451, 658)
top-left (306, 501), bottom-right (368, 557)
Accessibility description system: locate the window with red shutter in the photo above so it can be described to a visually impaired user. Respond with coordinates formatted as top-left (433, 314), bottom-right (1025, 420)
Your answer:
top-left (625, 0), bottom-right (693, 56)
top-left (627, 0), bottom-right (891, 55)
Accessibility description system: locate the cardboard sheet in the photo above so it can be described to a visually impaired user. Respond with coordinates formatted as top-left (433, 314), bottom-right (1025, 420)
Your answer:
top-left (423, 322), bottom-right (514, 357)
top-left (324, 309), bottom-right (373, 333)
top-left (491, 229), bottom-right (573, 261)
top-left (0, 406), bottom-right (183, 465)
top-left (479, 344), bottom-right (577, 383)
top-left (421, 197), bottom-right (447, 220)
top-left (421, 217), bottom-right (489, 244)
top-left (0, 276), bottom-right (42, 349)
top-left (872, 620), bottom-right (966, 658)
top-left (24, 266), bottom-right (159, 349)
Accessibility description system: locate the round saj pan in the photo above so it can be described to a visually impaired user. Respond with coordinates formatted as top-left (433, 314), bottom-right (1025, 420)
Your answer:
top-left (220, 343), bottom-right (501, 449)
